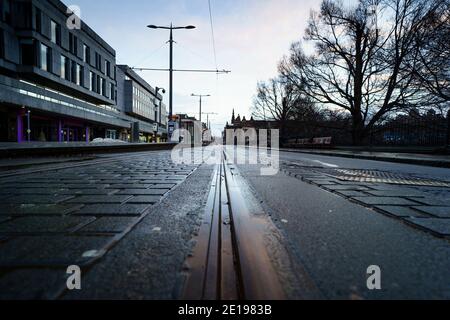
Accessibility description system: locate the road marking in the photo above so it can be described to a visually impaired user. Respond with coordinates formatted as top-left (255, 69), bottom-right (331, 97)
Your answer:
top-left (312, 160), bottom-right (339, 168)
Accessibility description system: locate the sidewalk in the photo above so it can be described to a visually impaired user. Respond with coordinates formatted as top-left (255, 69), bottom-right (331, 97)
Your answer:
top-left (280, 148), bottom-right (450, 168)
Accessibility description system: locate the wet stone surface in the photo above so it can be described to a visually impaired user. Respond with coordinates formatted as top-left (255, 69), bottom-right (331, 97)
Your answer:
top-left (0, 151), bottom-right (201, 297)
top-left (281, 161), bottom-right (450, 239)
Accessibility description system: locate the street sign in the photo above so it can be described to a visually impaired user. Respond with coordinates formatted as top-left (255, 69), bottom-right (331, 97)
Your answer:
top-left (168, 121), bottom-right (176, 135)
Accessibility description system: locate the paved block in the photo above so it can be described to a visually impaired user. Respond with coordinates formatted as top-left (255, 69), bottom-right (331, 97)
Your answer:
top-left (309, 180), bottom-right (337, 186)
top-left (366, 190), bottom-right (425, 197)
top-left (98, 180), bottom-right (139, 184)
top-left (0, 235), bottom-right (113, 267)
top-left (325, 185), bottom-right (372, 191)
top-left (352, 197), bottom-right (421, 206)
top-left (73, 204), bottom-right (152, 216)
top-left (58, 189), bottom-right (119, 196)
top-left (4, 195), bottom-right (74, 204)
top-left (376, 206), bottom-right (427, 218)
top-left (412, 206), bottom-right (450, 218)
top-left (125, 196), bottom-right (161, 204)
top-left (0, 204), bottom-right (82, 216)
top-left (0, 216), bottom-right (94, 233)
top-left (141, 180), bottom-right (175, 184)
top-left (148, 184), bottom-right (177, 189)
top-left (367, 184), bottom-right (418, 191)
top-left (80, 217), bottom-right (138, 233)
top-left (0, 195), bottom-right (12, 201)
top-left (0, 217), bottom-right (11, 223)
top-left (157, 176), bottom-right (186, 181)
top-left (82, 175), bottom-right (120, 179)
top-left (117, 189), bottom-right (170, 196)
top-left (130, 175), bottom-right (159, 180)
top-left (335, 190), bottom-right (371, 197)
top-left (65, 195), bottom-right (132, 204)
top-left (0, 268), bottom-right (68, 300)
top-left (105, 184), bottom-right (152, 189)
top-left (407, 198), bottom-right (450, 206)
top-left (0, 188), bottom-right (67, 195)
top-left (405, 217), bottom-right (450, 236)
top-left (0, 183), bottom-right (67, 189)
top-left (63, 184), bottom-right (105, 189)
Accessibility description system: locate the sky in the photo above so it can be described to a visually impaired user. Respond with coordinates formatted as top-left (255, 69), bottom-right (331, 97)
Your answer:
top-left (62, 0), bottom-right (322, 135)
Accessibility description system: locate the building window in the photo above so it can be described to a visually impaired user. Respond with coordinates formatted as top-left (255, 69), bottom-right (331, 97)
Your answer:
top-left (96, 75), bottom-right (100, 94)
top-left (3, 0), bottom-right (11, 25)
top-left (20, 40), bottom-right (35, 65)
top-left (78, 64), bottom-right (83, 86)
top-left (106, 129), bottom-right (116, 140)
top-left (83, 44), bottom-right (90, 63)
top-left (35, 7), bottom-right (41, 33)
top-left (100, 78), bottom-right (106, 96)
top-left (60, 55), bottom-right (70, 80)
top-left (69, 33), bottom-right (78, 55)
top-left (50, 20), bottom-right (60, 45)
top-left (95, 52), bottom-right (102, 70)
top-left (0, 28), bottom-right (4, 59)
top-left (40, 43), bottom-right (51, 72)
top-left (105, 60), bottom-right (111, 77)
top-left (71, 61), bottom-right (77, 84)
top-left (110, 83), bottom-right (115, 100)
top-left (89, 72), bottom-right (95, 91)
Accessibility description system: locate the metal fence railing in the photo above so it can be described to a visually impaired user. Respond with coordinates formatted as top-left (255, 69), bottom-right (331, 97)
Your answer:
top-left (283, 111), bottom-right (450, 147)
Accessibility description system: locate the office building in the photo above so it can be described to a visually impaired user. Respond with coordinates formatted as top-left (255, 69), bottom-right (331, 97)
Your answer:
top-left (0, 0), bottom-right (167, 143)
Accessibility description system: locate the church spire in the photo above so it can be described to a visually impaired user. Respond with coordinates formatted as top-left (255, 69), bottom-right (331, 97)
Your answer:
top-left (231, 109), bottom-right (235, 123)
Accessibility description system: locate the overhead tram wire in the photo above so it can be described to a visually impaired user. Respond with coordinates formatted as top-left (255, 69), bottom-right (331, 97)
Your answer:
top-left (208, 0), bottom-right (218, 70)
top-left (207, 0), bottom-right (222, 122)
top-left (131, 68), bottom-right (230, 74)
top-left (176, 41), bottom-right (217, 69)
top-left (132, 42), bottom-right (168, 69)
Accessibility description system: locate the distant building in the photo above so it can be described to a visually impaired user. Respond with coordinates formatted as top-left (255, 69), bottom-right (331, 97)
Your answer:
top-left (174, 113), bottom-right (202, 145)
top-left (116, 65), bottom-right (167, 142)
top-left (223, 109), bottom-right (278, 145)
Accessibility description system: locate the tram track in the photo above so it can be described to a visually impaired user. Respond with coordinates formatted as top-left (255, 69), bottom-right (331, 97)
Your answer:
top-left (182, 151), bottom-right (286, 300)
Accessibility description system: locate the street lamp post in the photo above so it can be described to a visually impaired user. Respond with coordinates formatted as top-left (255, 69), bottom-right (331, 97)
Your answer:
top-left (147, 24), bottom-right (196, 121)
top-left (191, 94), bottom-right (211, 123)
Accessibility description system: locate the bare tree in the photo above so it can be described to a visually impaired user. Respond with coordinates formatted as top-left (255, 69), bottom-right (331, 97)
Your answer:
top-left (408, 0), bottom-right (450, 103)
top-left (279, 0), bottom-right (446, 144)
top-left (252, 78), bottom-right (296, 121)
top-left (252, 77), bottom-right (317, 142)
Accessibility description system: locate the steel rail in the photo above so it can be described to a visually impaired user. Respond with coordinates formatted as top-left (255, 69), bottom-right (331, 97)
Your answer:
top-left (182, 151), bottom-right (286, 300)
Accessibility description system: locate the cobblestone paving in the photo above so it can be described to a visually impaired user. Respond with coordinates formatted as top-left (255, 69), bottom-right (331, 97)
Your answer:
top-left (0, 151), bottom-right (200, 298)
top-left (281, 161), bottom-right (450, 239)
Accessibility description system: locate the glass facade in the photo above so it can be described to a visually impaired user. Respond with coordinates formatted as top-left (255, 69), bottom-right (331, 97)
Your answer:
top-left (132, 83), bottom-right (156, 120)
top-left (100, 77), bottom-right (104, 96)
top-left (83, 44), bottom-right (90, 63)
top-left (89, 71), bottom-right (94, 91)
top-left (50, 20), bottom-right (59, 44)
top-left (77, 64), bottom-right (83, 86)
top-left (72, 62), bottom-right (82, 86)
top-left (60, 55), bottom-right (67, 79)
top-left (40, 43), bottom-right (50, 71)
